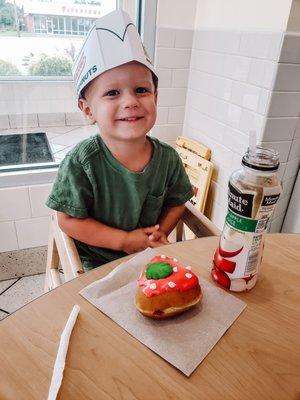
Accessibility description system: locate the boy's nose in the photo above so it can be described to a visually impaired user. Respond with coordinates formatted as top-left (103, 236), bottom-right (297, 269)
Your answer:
top-left (122, 92), bottom-right (139, 108)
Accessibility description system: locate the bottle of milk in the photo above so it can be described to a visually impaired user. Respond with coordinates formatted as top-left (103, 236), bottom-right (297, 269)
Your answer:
top-left (212, 146), bottom-right (282, 292)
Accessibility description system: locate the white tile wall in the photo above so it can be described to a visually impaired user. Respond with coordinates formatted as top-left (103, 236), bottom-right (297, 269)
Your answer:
top-left (263, 118), bottom-right (298, 141)
top-left (9, 114), bottom-right (38, 129)
top-left (157, 68), bottom-right (173, 88)
top-left (183, 29), bottom-right (300, 231)
top-left (289, 138), bottom-right (300, 160)
top-left (248, 59), bottom-right (278, 89)
top-left (230, 82), bottom-right (270, 114)
top-left (260, 140), bottom-right (292, 163)
top-left (238, 109), bottom-right (265, 138)
top-left (28, 184), bottom-right (53, 218)
top-left (0, 81), bottom-right (78, 115)
top-left (156, 27), bottom-right (176, 47)
top-left (154, 27), bottom-right (194, 145)
top-left (168, 107), bottom-right (185, 124)
top-left (0, 182), bottom-right (53, 251)
top-left (156, 48), bottom-right (191, 69)
top-left (65, 112), bottom-right (89, 126)
top-left (295, 121), bottom-right (300, 139)
top-left (223, 55), bottom-right (251, 82)
top-left (193, 30), bottom-right (240, 54)
top-left (15, 216), bottom-right (50, 249)
top-left (151, 124), bottom-right (183, 142)
top-left (0, 222), bottom-right (18, 252)
top-left (269, 213), bottom-right (286, 233)
top-left (156, 107), bottom-right (169, 124)
top-left (279, 33), bottom-right (300, 63)
top-left (38, 113), bottom-right (66, 127)
top-left (239, 32), bottom-right (283, 60)
top-left (283, 157), bottom-right (299, 180)
top-left (274, 64), bottom-right (300, 91)
top-left (157, 88), bottom-right (187, 107)
top-left (189, 70), bottom-right (232, 101)
top-left (282, 175), bottom-right (297, 199)
top-left (0, 187), bottom-right (31, 222)
top-left (268, 92), bottom-right (300, 117)
top-left (0, 115), bottom-right (9, 129)
top-left (273, 195), bottom-right (291, 220)
top-left (172, 69), bottom-right (190, 87)
top-left (175, 29), bottom-right (194, 49)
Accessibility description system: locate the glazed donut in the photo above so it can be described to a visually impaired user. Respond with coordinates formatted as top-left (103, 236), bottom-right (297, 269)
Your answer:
top-left (135, 255), bottom-right (202, 319)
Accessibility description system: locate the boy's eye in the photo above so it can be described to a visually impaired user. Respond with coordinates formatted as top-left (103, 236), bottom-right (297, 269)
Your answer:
top-left (136, 87), bottom-right (149, 94)
top-left (105, 90), bottom-right (119, 96)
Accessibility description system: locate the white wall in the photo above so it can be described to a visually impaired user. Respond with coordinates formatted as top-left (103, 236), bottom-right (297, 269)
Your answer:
top-left (282, 170), bottom-right (300, 232)
top-left (0, 81), bottom-right (78, 116)
top-left (181, 0), bottom-right (300, 231)
top-left (157, 0), bottom-right (197, 29)
top-left (152, 0), bottom-right (197, 146)
top-left (287, 0), bottom-right (300, 31)
top-left (195, 0), bottom-right (292, 30)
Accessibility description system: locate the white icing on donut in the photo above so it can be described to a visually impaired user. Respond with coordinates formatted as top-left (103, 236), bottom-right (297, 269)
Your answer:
top-left (185, 273), bottom-right (193, 279)
top-left (186, 266), bottom-right (192, 270)
top-left (161, 255), bottom-right (166, 259)
top-left (149, 283), bottom-right (157, 290)
top-left (173, 258), bottom-right (178, 262)
top-left (173, 267), bottom-right (178, 273)
top-left (168, 281), bottom-right (176, 288)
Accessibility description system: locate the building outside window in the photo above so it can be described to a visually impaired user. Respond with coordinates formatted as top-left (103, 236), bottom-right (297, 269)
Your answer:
top-left (0, 0), bottom-right (121, 78)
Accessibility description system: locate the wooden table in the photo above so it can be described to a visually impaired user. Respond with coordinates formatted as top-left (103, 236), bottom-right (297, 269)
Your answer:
top-left (0, 234), bottom-right (299, 400)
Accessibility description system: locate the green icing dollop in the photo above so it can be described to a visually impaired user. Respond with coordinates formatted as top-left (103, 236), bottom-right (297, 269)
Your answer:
top-left (145, 262), bottom-right (173, 280)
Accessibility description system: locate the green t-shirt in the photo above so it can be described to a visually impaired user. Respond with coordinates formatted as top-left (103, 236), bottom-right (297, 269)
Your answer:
top-left (46, 134), bottom-right (193, 269)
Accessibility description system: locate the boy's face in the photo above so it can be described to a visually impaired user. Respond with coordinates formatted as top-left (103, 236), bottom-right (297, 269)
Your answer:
top-left (79, 61), bottom-right (157, 144)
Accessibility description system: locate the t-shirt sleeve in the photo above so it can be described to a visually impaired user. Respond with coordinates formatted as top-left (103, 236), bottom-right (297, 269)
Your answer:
top-left (46, 153), bottom-right (93, 218)
top-left (164, 150), bottom-right (194, 207)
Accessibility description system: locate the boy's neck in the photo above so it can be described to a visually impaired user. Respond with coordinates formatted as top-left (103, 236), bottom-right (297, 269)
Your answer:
top-left (101, 135), bottom-right (153, 173)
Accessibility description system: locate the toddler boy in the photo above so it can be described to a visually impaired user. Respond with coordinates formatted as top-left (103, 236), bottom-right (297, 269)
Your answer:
top-left (46, 10), bottom-right (193, 270)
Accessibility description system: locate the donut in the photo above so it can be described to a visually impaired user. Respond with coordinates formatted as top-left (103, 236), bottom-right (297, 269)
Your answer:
top-left (135, 255), bottom-right (202, 319)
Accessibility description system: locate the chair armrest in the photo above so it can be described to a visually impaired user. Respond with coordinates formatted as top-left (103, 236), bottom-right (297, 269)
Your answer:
top-left (181, 201), bottom-right (221, 238)
top-left (51, 213), bottom-right (84, 280)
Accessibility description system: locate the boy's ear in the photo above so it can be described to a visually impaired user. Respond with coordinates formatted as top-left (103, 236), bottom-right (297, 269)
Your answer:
top-left (154, 90), bottom-right (158, 105)
top-left (78, 98), bottom-right (96, 124)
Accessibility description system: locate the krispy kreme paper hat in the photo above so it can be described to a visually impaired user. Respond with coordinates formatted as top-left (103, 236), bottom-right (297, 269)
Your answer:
top-left (72, 9), bottom-right (158, 100)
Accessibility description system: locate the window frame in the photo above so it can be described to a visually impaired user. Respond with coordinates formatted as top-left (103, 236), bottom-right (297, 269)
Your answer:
top-left (0, 0), bottom-right (157, 83)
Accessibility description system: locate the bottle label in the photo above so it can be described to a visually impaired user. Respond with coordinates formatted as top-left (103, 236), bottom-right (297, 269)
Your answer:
top-left (214, 181), bottom-right (282, 287)
top-left (228, 181), bottom-right (255, 218)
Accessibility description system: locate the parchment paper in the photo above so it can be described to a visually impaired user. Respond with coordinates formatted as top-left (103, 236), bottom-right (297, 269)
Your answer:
top-left (80, 248), bottom-right (246, 376)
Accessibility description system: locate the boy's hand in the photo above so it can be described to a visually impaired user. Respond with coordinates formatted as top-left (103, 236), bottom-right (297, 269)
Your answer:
top-left (122, 225), bottom-right (159, 254)
top-left (148, 230), bottom-right (169, 248)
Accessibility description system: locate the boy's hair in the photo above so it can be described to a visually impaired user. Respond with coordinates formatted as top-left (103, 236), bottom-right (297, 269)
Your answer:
top-left (80, 69), bottom-right (158, 100)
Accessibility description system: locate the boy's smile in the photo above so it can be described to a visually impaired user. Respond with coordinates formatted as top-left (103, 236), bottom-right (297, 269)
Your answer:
top-left (79, 61), bottom-right (157, 147)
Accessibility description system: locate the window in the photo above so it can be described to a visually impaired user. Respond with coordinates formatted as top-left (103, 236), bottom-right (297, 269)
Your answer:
top-left (0, 0), bottom-right (119, 78)
top-left (0, 0), bottom-right (154, 79)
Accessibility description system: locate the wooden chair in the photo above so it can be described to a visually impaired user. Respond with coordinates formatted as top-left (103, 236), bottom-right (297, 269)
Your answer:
top-left (44, 212), bottom-right (84, 292)
top-left (45, 203), bottom-right (220, 292)
top-left (176, 136), bottom-right (214, 239)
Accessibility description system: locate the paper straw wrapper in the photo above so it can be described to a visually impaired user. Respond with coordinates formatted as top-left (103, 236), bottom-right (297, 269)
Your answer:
top-left (48, 305), bottom-right (80, 400)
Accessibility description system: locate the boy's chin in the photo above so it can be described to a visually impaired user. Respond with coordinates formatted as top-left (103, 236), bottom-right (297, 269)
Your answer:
top-left (114, 128), bottom-right (151, 141)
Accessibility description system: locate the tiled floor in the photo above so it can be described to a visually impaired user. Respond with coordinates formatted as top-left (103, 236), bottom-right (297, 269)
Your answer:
top-left (0, 274), bottom-right (45, 320)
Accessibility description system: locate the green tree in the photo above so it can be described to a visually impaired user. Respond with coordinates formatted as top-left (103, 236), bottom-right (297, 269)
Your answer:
top-left (29, 54), bottom-right (72, 76)
top-left (0, 59), bottom-right (21, 75)
top-left (0, 0), bottom-right (22, 30)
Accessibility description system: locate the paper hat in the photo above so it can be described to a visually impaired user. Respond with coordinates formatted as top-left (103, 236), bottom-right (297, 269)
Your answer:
top-left (72, 9), bottom-right (158, 100)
